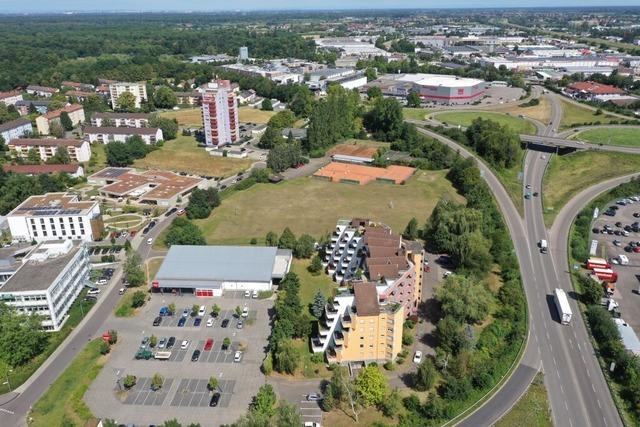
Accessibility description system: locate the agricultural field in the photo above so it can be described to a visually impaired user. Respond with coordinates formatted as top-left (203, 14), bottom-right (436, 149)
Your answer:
top-left (433, 111), bottom-right (537, 135)
top-left (195, 170), bottom-right (464, 244)
top-left (133, 135), bottom-right (252, 177)
top-left (573, 127), bottom-right (640, 148)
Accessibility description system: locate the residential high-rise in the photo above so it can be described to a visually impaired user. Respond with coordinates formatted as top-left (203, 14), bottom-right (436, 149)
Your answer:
top-left (109, 81), bottom-right (148, 109)
top-left (200, 80), bottom-right (239, 147)
top-left (239, 46), bottom-right (249, 61)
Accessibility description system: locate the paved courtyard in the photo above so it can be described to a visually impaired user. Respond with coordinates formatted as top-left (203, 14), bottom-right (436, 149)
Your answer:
top-left (85, 291), bottom-right (273, 426)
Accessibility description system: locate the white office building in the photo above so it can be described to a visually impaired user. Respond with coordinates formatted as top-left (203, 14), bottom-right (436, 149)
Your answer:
top-left (0, 240), bottom-right (90, 331)
top-left (109, 81), bottom-right (148, 109)
top-left (7, 193), bottom-right (103, 243)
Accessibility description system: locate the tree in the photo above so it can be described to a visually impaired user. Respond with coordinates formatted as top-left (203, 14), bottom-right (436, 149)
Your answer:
top-left (168, 303), bottom-right (176, 315)
top-left (414, 358), bottom-right (437, 391)
top-left (208, 376), bottom-right (219, 391)
top-left (403, 217), bottom-right (419, 240)
top-left (363, 97), bottom-right (405, 142)
top-left (222, 337), bottom-right (231, 349)
top-left (116, 91), bottom-right (137, 111)
top-left (251, 384), bottom-right (277, 417)
top-left (288, 85), bottom-right (314, 118)
top-left (379, 388), bottom-right (402, 417)
top-left (211, 304), bottom-right (221, 317)
top-left (274, 338), bottom-right (300, 374)
top-left (153, 86), bottom-right (178, 109)
top-left (275, 401), bottom-right (302, 426)
top-left (406, 91), bottom-right (421, 108)
top-left (47, 147), bottom-right (71, 164)
top-left (26, 148), bottom-right (41, 165)
top-left (580, 275), bottom-right (603, 305)
top-left (365, 67), bottom-right (378, 82)
top-left (149, 115), bottom-right (178, 140)
top-left (436, 275), bottom-right (492, 324)
top-left (149, 335), bottom-right (158, 347)
top-left (191, 304), bottom-right (199, 317)
top-left (124, 251), bottom-right (145, 287)
top-left (367, 86), bottom-right (383, 100)
top-left (435, 316), bottom-right (468, 356)
top-left (0, 304), bottom-right (48, 367)
top-left (294, 234), bottom-right (315, 258)
top-left (162, 420), bottom-right (181, 427)
top-left (308, 255), bottom-right (323, 275)
top-left (311, 291), bottom-right (327, 318)
top-left (151, 373), bottom-right (164, 391)
top-left (266, 140), bottom-right (301, 173)
top-left (60, 111), bottom-right (74, 131)
top-left (131, 290), bottom-right (146, 308)
top-left (235, 305), bottom-right (242, 318)
top-left (355, 365), bottom-right (388, 407)
top-left (258, 126), bottom-right (284, 149)
top-left (261, 98), bottom-right (273, 111)
top-left (165, 217), bottom-right (206, 246)
top-left (49, 122), bottom-right (64, 138)
top-left (265, 231), bottom-right (278, 247)
top-left (186, 188), bottom-right (219, 219)
top-left (105, 136), bottom-right (152, 167)
top-left (267, 110), bottom-right (296, 129)
top-left (278, 227), bottom-right (297, 250)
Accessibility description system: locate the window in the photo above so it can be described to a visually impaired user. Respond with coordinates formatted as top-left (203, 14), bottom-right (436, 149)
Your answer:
top-left (360, 344), bottom-right (364, 348)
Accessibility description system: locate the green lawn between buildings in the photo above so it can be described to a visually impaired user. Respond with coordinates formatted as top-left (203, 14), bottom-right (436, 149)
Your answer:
top-left (433, 111), bottom-right (537, 135)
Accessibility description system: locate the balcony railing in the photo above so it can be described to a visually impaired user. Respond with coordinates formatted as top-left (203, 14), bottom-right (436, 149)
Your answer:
top-left (334, 331), bottom-right (344, 345)
top-left (326, 347), bottom-right (338, 363)
top-left (311, 337), bottom-right (324, 352)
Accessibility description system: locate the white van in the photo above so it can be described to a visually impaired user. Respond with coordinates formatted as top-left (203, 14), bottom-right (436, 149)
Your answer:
top-left (539, 239), bottom-right (548, 254)
top-left (619, 254), bottom-right (630, 265)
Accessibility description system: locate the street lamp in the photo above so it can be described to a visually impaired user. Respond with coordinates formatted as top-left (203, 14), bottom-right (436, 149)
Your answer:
top-left (3, 369), bottom-right (13, 392)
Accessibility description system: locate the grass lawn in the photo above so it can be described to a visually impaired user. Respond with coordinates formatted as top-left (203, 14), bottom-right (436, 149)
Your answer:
top-left (133, 135), bottom-right (252, 177)
top-left (574, 127), bottom-right (640, 147)
top-left (495, 95), bottom-right (552, 125)
top-left (104, 214), bottom-right (141, 224)
top-left (238, 106), bottom-right (277, 124)
top-left (496, 149), bottom-right (526, 217)
top-left (30, 339), bottom-right (105, 427)
top-left (287, 339), bottom-right (331, 379)
top-left (0, 291), bottom-right (95, 394)
top-left (404, 107), bottom-right (431, 121)
top-left (114, 290), bottom-right (137, 317)
top-left (433, 111), bottom-right (537, 135)
top-left (87, 144), bottom-right (107, 174)
top-left (543, 151), bottom-right (640, 225)
top-left (559, 99), bottom-right (617, 130)
top-left (195, 170), bottom-right (464, 245)
top-left (147, 257), bottom-right (164, 282)
top-left (291, 259), bottom-right (336, 312)
top-left (495, 373), bottom-right (552, 427)
top-left (159, 108), bottom-right (202, 127)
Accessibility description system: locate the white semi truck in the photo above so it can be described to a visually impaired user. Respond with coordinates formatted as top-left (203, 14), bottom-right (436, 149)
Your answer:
top-left (554, 288), bottom-right (572, 325)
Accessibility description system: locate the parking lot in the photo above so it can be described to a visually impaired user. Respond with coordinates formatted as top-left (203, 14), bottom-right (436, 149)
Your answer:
top-left (86, 290), bottom-right (273, 426)
top-left (590, 197), bottom-right (640, 334)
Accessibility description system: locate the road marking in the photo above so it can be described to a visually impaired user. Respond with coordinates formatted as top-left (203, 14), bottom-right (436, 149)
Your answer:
top-left (0, 408), bottom-right (14, 415)
top-left (597, 399), bottom-right (602, 409)
top-left (591, 384), bottom-right (596, 393)
top-left (560, 384), bottom-right (565, 395)
top-left (564, 401), bottom-right (569, 411)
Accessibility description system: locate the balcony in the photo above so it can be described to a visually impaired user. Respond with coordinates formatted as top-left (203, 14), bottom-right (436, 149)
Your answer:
top-left (311, 337), bottom-right (324, 353)
top-left (341, 314), bottom-right (352, 328)
top-left (326, 347), bottom-right (338, 363)
top-left (333, 331), bottom-right (344, 345)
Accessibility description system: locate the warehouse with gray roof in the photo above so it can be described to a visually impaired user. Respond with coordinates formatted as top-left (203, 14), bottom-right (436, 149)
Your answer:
top-left (153, 245), bottom-right (293, 297)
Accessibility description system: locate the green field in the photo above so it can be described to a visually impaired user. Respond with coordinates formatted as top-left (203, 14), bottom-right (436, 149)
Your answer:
top-left (291, 258), bottom-right (336, 312)
top-left (403, 107), bottom-right (432, 121)
top-left (559, 99), bottom-right (617, 130)
top-left (159, 108), bottom-right (203, 127)
top-left (87, 144), bottom-right (107, 174)
top-left (195, 170), bottom-right (464, 244)
top-left (30, 339), bottom-right (105, 427)
top-left (495, 373), bottom-right (552, 427)
top-left (575, 127), bottom-right (640, 147)
top-left (543, 151), bottom-right (640, 225)
top-left (133, 135), bottom-right (252, 177)
top-left (433, 111), bottom-right (537, 135)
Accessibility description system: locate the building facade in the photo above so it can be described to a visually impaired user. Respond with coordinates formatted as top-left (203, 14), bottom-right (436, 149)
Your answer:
top-left (0, 240), bottom-right (90, 331)
top-left (7, 192), bottom-right (102, 243)
top-left (200, 80), bottom-right (239, 147)
top-left (26, 85), bottom-right (59, 98)
top-left (0, 118), bottom-right (33, 142)
top-left (90, 112), bottom-right (150, 128)
top-left (109, 81), bottom-right (148, 109)
top-left (239, 46), bottom-right (249, 60)
top-left (0, 90), bottom-right (23, 106)
top-left (7, 138), bottom-right (91, 163)
top-left (83, 126), bottom-right (163, 145)
top-left (35, 104), bottom-right (85, 135)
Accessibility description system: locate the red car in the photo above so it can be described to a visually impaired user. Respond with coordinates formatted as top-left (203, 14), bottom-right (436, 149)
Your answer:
top-left (633, 247), bottom-right (640, 253)
top-left (204, 338), bottom-right (214, 351)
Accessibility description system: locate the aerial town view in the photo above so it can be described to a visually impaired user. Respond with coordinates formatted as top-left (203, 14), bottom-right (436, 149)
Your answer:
top-left (1, 1), bottom-right (640, 426)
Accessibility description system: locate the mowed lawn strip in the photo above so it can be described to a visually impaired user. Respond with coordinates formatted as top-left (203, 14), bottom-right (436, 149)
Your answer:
top-left (195, 170), bottom-right (464, 245)
top-left (433, 111), bottom-right (537, 135)
top-left (133, 135), bottom-right (252, 177)
top-left (543, 151), bottom-right (640, 225)
top-left (238, 106), bottom-right (277, 124)
top-left (559, 99), bottom-right (617, 130)
top-left (291, 258), bottom-right (336, 311)
top-left (495, 373), bottom-right (552, 427)
top-left (30, 339), bottom-right (106, 427)
top-left (574, 127), bottom-right (640, 147)
top-left (495, 95), bottom-right (552, 125)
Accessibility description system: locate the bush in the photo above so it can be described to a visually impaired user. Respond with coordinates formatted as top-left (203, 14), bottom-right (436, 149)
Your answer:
top-left (99, 340), bottom-right (110, 355)
top-left (402, 330), bottom-right (414, 346)
top-left (123, 374), bottom-right (137, 389)
top-left (131, 290), bottom-right (146, 308)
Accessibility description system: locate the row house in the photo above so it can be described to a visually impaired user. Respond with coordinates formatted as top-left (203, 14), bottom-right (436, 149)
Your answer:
top-left (7, 138), bottom-right (91, 163)
top-left (83, 126), bottom-right (163, 145)
top-left (90, 112), bottom-right (150, 128)
top-left (3, 163), bottom-right (84, 178)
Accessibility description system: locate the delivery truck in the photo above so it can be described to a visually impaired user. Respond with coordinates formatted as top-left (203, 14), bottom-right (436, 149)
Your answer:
top-left (154, 351), bottom-right (172, 360)
top-left (587, 257), bottom-right (611, 270)
top-left (554, 288), bottom-right (573, 325)
top-left (592, 267), bottom-right (618, 283)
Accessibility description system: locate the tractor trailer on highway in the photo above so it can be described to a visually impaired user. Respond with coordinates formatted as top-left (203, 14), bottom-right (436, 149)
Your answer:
top-left (554, 288), bottom-right (573, 325)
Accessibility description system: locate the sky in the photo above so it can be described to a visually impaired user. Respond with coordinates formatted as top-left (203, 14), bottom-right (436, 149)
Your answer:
top-left (1, 0), bottom-right (639, 13)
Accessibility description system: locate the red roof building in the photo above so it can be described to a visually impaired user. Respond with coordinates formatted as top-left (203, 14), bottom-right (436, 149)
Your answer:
top-left (567, 81), bottom-right (625, 96)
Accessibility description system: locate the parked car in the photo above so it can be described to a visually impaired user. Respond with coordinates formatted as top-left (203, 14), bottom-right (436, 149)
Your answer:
top-left (244, 290), bottom-right (251, 298)
top-left (204, 338), bottom-right (214, 351)
top-left (96, 278), bottom-right (108, 285)
top-left (237, 320), bottom-right (243, 329)
top-left (158, 337), bottom-right (167, 348)
top-left (413, 351), bottom-right (423, 364)
top-left (191, 349), bottom-right (201, 362)
top-left (87, 288), bottom-right (100, 295)
top-left (209, 392), bottom-right (221, 407)
top-left (234, 351), bottom-right (242, 362)
top-left (198, 305), bottom-right (207, 317)
top-left (206, 317), bottom-right (215, 327)
top-left (242, 307), bottom-right (249, 318)
top-left (153, 316), bottom-right (162, 326)
top-left (177, 209), bottom-right (186, 216)
top-left (147, 238), bottom-right (153, 245)
top-left (165, 207), bottom-right (177, 217)
top-left (221, 319), bottom-right (230, 328)
top-left (306, 393), bottom-right (322, 401)
top-left (178, 317), bottom-right (186, 327)
top-left (166, 336), bottom-right (176, 349)
top-left (613, 240), bottom-right (622, 247)
top-left (182, 308), bottom-right (189, 317)
top-left (194, 318), bottom-right (202, 327)
top-left (252, 290), bottom-right (258, 299)
top-left (181, 340), bottom-right (190, 350)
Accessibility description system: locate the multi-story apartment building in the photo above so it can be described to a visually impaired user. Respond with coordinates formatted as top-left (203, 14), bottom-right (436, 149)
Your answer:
top-left (83, 126), bottom-right (163, 145)
top-left (323, 219), bottom-right (424, 317)
top-left (7, 138), bottom-right (91, 163)
top-left (3, 163), bottom-right (84, 178)
top-left (7, 192), bottom-right (103, 243)
top-left (0, 240), bottom-right (90, 331)
top-left (175, 92), bottom-right (201, 106)
top-left (35, 104), bottom-right (85, 135)
top-left (26, 85), bottom-right (59, 98)
top-left (109, 81), bottom-right (148, 109)
top-left (312, 282), bottom-right (404, 364)
top-left (200, 80), bottom-right (239, 147)
top-left (0, 118), bottom-right (33, 141)
top-left (0, 90), bottom-right (23, 106)
top-left (90, 112), bottom-right (150, 128)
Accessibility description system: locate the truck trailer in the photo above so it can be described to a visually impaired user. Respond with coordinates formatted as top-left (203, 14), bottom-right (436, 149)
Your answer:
top-left (587, 257), bottom-right (611, 270)
top-left (592, 267), bottom-right (618, 283)
top-left (154, 351), bottom-right (172, 360)
top-left (554, 288), bottom-right (573, 325)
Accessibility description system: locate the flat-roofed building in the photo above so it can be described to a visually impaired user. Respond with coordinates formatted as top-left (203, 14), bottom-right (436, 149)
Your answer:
top-left (0, 240), bottom-right (90, 331)
top-left (35, 104), bottom-right (85, 135)
top-left (89, 168), bottom-right (205, 207)
top-left (154, 245), bottom-right (293, 296)
top-left (200, 80), bottom-right (239, 147)
top-left (83, 126), bottom-right (163, 145)
top-left (7, 138), bottom-right (91, 163)
top-left (3, 163), bottom-right (84, 178)
top-left (109, 81), bottom-right (148, 109)
top-left (0, 118), bottom-right (33, 142)
top-left (90, 112), bottom-right (151, 128)
top-left (7, 192), bottom-right (102, 243)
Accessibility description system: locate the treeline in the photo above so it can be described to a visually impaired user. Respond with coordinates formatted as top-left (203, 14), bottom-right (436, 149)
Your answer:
top-left (104, 135), bottom-right (156, 167)
top-left (0, 170), bottom-right (80, 215)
